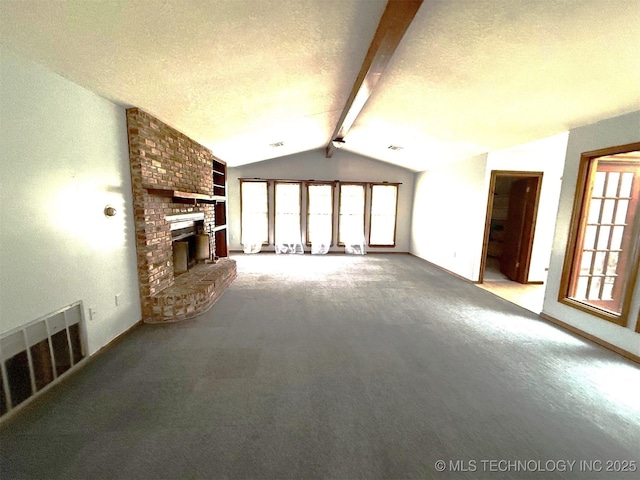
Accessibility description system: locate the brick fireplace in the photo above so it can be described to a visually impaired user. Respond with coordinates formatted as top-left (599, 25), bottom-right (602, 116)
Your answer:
top-left (126, 108), bottom-right (236, 323)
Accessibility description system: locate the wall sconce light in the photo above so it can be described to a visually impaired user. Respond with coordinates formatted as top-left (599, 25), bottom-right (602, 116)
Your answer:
top-left (104, 205), bottom-right (117, 217)
top-left (331, 138), bottom-right (346, 149)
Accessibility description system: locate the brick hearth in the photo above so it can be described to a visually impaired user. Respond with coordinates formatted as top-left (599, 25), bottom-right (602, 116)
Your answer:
top-left (150, 260), bottom-right (237, 323)
top-left (126, 108), bottom-right (236, 323)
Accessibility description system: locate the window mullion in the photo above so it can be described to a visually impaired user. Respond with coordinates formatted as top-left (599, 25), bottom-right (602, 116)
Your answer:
top-left (595, 172), bottom-right (615, 298)
top-left (600, 174), bottom-right (624, 299)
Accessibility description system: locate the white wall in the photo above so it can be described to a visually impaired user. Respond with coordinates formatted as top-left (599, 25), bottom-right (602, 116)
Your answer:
top-left (543, 111), bottom-right (640, 356)
top-left (227, 149), bottom-right (415, 252)
top-left (0, 47), bottom-right (141, 355)
top-left (410, 134), bottom-right (569, 283)
top-left (485, 133), bottom-right (568, 281)
top-left (410, 154), bottom-right (489, 280)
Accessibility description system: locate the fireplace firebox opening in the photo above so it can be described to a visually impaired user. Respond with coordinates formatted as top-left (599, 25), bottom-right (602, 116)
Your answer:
top-left (168, 213), bottom-right (211, 275)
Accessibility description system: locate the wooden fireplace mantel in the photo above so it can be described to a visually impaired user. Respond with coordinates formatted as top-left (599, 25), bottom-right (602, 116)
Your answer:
top-left (146, 187), bottom-right (226, 204)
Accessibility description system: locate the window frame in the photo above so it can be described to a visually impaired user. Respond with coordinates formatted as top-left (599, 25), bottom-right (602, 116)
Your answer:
top-left (559, 142), bottom-right (640, 326)
top-left (368, 183), bottom-right (399, 247)
top-left (240, 179), bottom-right (270, 246)
top-left (305, 182), bottom-right (335, 247)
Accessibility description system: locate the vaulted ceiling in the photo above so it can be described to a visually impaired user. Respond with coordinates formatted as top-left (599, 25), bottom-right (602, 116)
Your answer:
top-left (1, 0), bottom-right (639, 171)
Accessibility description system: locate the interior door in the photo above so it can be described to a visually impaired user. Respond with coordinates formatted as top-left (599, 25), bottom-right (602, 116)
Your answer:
top-left (499, 177), bottom-right (539, 282)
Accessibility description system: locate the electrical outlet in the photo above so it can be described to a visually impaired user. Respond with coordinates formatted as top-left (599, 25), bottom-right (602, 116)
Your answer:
top-left (89, 308), bottom-right (97, 321)
top-left (115, 294), bottom-right (122, 306)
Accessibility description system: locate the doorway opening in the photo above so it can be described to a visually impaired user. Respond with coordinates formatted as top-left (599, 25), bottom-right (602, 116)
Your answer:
top-left (479, 171), bottom-right (546, 313)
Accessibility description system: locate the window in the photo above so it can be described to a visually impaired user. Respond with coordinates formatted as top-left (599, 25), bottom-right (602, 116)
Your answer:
top-left (338, 184), bottom-right (365, 245)
top-left (240, 177), bottom-right (402, 253)
top-left (275, 182), bottom-right (302, 245)
top-left (306, 183), bottom-right (334, 246)
top-left (560, 143), bottom-right (640, 325)
top-left (240, 181), bottom-right (268, 246)
top-left (369, 184), bottom-right (398, 247)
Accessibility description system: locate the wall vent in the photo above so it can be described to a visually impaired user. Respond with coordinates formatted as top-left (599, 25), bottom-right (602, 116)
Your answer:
top-left (0, 302), bottom-right (86, 419)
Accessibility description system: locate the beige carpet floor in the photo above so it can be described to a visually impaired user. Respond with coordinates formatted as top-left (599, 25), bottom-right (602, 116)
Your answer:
top-left (1, 253), bottom-right (638, 479)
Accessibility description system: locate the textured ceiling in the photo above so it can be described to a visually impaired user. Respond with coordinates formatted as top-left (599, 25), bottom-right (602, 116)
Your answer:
top-left (1, 0), bottom-right (639, 171)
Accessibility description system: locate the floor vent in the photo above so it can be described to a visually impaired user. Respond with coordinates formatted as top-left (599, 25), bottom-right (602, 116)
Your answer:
top-left (0, 302), bottom-right (86, 418)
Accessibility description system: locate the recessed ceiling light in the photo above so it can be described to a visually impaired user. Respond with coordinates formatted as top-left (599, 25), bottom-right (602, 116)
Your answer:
top-left (270, 141), bottom-right (284, 148)
top-left (388, 145), bottom-right (403, 151)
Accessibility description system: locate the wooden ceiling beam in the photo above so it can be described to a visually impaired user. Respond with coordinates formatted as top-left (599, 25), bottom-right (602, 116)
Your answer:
top-left (325, 0), bottom-right (423, 158)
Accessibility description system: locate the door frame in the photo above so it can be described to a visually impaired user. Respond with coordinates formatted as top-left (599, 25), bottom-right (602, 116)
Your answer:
top-left (479, 170), bottom-right (544, 284)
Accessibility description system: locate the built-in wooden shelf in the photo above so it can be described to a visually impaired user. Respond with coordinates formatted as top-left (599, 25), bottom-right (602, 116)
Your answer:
top-left (211, 225), bottom-right (227, 233)
top-left (213, 158), bottom-right (227, 197)
top-left (146, 188), bottom-right (226, 204)
top-left (213, 194), bottom-right (228, 257)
